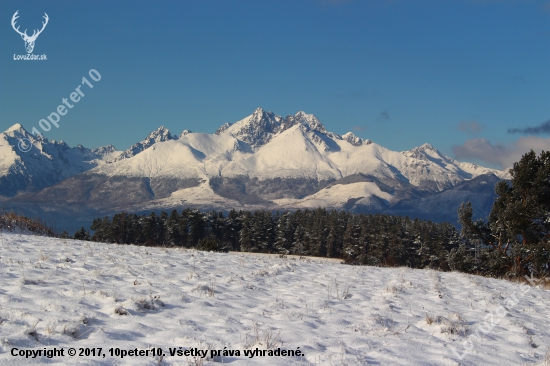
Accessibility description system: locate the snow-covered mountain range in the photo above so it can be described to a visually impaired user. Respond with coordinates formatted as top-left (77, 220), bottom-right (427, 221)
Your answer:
top-left (0, 108), bottom-right (508, 231)
top-left (0, 124), bottom-right (120, 197)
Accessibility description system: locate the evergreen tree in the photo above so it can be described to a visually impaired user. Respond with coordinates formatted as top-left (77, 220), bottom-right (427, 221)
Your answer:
top-left (459, 150), bottom-right (550, 277)
top-left (238, 211), bottom-right (253, 252)
top-left (178, 210), bottom-right (189, 247)
top-left (165, 209), bottom-right (182, 245)
top-left (197, 235), bottom-right (226, 252)
top-left (74, 227), bottom-right (90, 241)
top-left (292, 224), bottom-right (306, 255)
top-left (187, 209), bottom-right (205, 246)
top-left (326, 226), bottom-right (337, 258)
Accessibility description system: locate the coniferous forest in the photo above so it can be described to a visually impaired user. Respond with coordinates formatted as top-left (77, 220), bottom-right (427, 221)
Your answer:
top-left (81, 208), bottom-right (459, 269)
top-left (74, 150), bottom-right (549, 279)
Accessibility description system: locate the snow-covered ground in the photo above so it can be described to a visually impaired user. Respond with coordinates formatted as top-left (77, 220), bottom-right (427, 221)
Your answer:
top-left (0, 232), bottom-right (549, 365)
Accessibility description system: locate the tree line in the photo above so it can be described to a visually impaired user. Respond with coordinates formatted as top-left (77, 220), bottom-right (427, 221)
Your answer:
top-left (75, 150), bottom-right (549, 279)
top-left (77, 208), bottom-right (460, 270)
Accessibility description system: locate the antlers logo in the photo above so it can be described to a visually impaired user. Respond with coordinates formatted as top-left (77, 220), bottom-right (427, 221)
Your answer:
top-left (11, 10), bottom-right (49, 54)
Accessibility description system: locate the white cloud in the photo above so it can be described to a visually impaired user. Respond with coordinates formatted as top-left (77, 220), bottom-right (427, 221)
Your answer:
top-left (452, 136), bottom-right (550, 169)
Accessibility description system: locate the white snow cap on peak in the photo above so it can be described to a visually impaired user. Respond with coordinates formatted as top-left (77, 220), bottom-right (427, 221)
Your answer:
top-left (402, 143), bottom-right (457, 166)
top-left (405, 143), bottom-right (443, 155)
top-left (92, 144), bottom-right (118, 154)
top-left (341, 132), bottom-right (367, 146)
top-left (179, 129), bottom-right (192, 138)
top-left (6, 123), bottom-right (25, 132)
top-left (116, 126), bottom-right (177, 160)
top-left (3, 123), bottom-right (30, 137)
top-left (214, 107), bottom-right (285, 149)
top-left (146, 126), bottom-right (175, 141)
top-left (215, 108), bottom-right (376, 150)
top-left (286, 111), bottom-right (327, 134)
top-left (419, 143), bottom-right (437, 151)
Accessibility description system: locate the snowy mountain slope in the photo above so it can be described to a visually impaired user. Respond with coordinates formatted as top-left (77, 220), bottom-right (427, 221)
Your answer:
top-left (91, 132), bottom-right (253, 184)
top-left (275, 181), bottom-right (393, 211)
top-left (222, 125), bottom-right (342, 180)
top-left (0, 124), bottom-right (120, 197)
top-left (20, 132), bottom-right (254, 208)
top-left (0, 233), bottom-right (548, 365)
top-left (403, 143), bottom-right (509, 181)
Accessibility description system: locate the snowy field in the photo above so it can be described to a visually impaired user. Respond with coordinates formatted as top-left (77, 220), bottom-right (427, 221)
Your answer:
top-left (0, 232), bottom-right (549, 365)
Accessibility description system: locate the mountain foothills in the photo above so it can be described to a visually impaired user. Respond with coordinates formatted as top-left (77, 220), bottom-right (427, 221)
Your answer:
top-left (0, 108), bottom-right (508, 231)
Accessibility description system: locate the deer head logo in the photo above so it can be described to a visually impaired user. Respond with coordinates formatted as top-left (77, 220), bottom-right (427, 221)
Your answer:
top-left (11, 11), bottom-right (49, 54)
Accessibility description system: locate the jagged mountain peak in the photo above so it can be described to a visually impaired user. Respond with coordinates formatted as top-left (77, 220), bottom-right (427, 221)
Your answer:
top-left (252, 106), bottom-right (267, 116)
top-left (341, 132), bottom-right (369, 147)
top-left (146, 126), bottom-right (174, 140)
top-left (220, 109), bottom-right (294, 130)
top-left (179, 129), bottom-right (192, 138)
top-left (6, 123), bottom-right (25, 133)
top-left (216, 108), bottom-right (334, 150)
top-left (2, 125), bottom-right (44, 153)
top-left (215, 107), bottom-right (285, 150)
top-left (418, 143), bottom-right (438, 151)
top-left (404, 143), bottom-right (449, 161)
top-left (117, 126), bottom-right (177, 160)
top-left (2, 123), bottom-right (37, 141)
top-left (284, 111), bottom-right (327, 134)
top-left (408, 143), bottom-right (439, 153)
top-left (91, 144), bottom-right (118, 155)
top-left (215, 123), bottom-right (232, 135)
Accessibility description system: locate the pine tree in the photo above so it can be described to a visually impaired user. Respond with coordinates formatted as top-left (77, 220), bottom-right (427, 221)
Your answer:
top-left (186, 209), bottom-right (205, 246)
top-left (275, 212), bottom-right (291, 254)
top-left (239, 216), bottom-right (252, 252)
top-left (459, 150), bottom-right (550, 277)
top-left (326, 226), bottom-right (336, 258)
top-left (292, 225), bottom-right (305, 255)
top-left (74, 227), bottom-right (90, 241)
top-left (165, 209), bottom-right (181, 246)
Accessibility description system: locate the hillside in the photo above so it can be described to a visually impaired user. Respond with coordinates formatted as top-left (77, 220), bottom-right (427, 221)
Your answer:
top-left (0, 233), bottom-right (548, 365)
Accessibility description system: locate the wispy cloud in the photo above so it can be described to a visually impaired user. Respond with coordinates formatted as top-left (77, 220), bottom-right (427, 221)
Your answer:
top-left (457, 121), bottom-right (484, 135)
top-left (452, 136), bottom-right (550, 169)
top-left (508, 119), bottom-right (550, 135)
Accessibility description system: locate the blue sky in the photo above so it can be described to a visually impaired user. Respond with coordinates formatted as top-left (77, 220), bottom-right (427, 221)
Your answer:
top-left (1, 0), bottom-right (549, 169)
